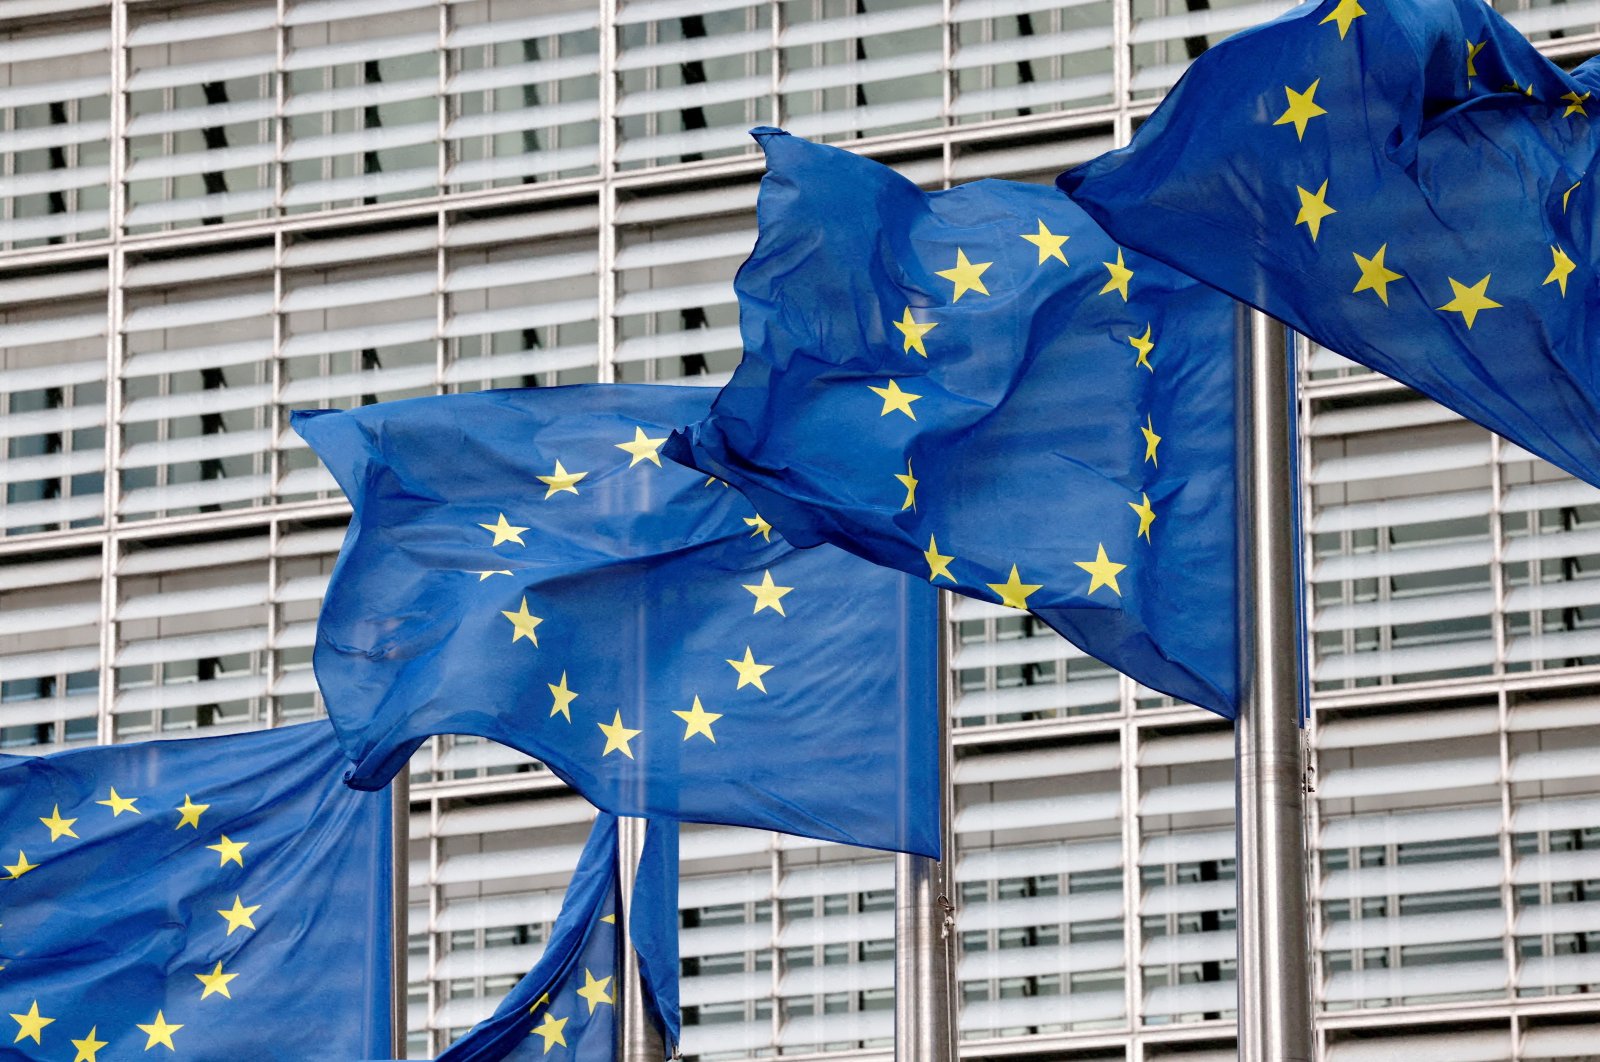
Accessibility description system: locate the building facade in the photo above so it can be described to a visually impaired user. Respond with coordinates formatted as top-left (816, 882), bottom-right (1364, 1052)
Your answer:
top-left (1, 0), bottom-right (1599, 1058)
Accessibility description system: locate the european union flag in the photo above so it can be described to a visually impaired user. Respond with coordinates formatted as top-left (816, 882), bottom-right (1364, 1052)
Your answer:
top-left (0, 721), bottom-right (391, 1060)
top-left (295, 385), bottom-right (939, 856)
top-left (666, 130), bottom-right (1240, 717)
top-left (438, 814), bottom-right (678, 1061)
top-left (1061, 0), bottom-right (1600, 488)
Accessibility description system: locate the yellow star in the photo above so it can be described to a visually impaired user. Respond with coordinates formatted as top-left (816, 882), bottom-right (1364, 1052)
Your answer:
top-left (892, 307), bottom-right (938, 356)
top-left (1129, 493), bottom-right (1157, 542)
top-left (547, 671), bottom-right (578, 722)
top-left (195, 960), bottom-right (239, 1000)
top-left (576, 968), bottom-right (615, 1013)
top-left (5, 851), bottom-right (37, 879)
top-left (1099, 248), bottom-right (1133, 300)
top-left (1565, 180), bottom-right (1582, 212)
top-left (705, 475), bottom-right (728, 488)
top-left (530, 1013), bottom-right (568, 1053)
top-left (1075, 544), bottom-right (1127, 596)
top-left (869, 379), bottom-right (922, 420)
top-left (1273, 79), bottom-right (1327, 139)
top-left (924, 535), bottom-right (955, 583)
top-left (1128, 324), bottom-right (1155, 372)
top-left (1564, 90), bottom-right (1591, 118)
top-left (1020, 220), bottom-right (1069, 265)
top-left (1320, 0), bottom-right (1365, 38)
top-left (1352, 244), bottom-right (1404, 305)
top-left (1545, 245), bottom-right (1576, 297)
top-left (217, 895), bottom-right (260, 936)
top-left (96, 787), bottom-right (140, 817)
top-left (1141, 415), bottom-right (1162, 467)
top-left (599, 914), bottom-right (616, 925)
top-left (726, 647), bottom-right (773, 692)
top-left (615, 426), bottom-right (667, 468)
top-left (136, 1011), bottom-right (182, 1052)
top-left (1437, 274), bottom-right (1502, 329)
top-left (71, 1026), bottom-right (107, 1062)
top-left (1467, 40), bottom-right (1485, 80)
top-left (206, 834), bottom-right (249, 868)
top-left (674, 695), bottom-right (722, 743)
top-left (39, 804), bottom-right (77, 842)
top-left (536, 459), bottom-right (587, 499)
top-left (479, 512), bottom-right (528, 547)
top-left (1294, 180), bottom-right (1337, 242)
top-left (598, 712), bottom-right (642, 759)
top-left (987, 565), bottom-right (1042, 610)
top-left (1502, 80), bottom-right (1536, 98)
top-left (501, 597), bottom-right (544, 646)
top-left (10, 1001), bottom-right (52, 1044)
top-left (529, 991), bottom-right (551, 1012)
top-left (935, 248), bottom-right (992, 302)
top-left (744, 514), bottom-right (773, 542)
top-left (742, 570), bottom-right (793, 616)
top-left (175, 794), bottom-right (209, 830)
top-left (474, 570), bottom-right (513, 581)
top-left (895, 460), bottom-right (918, 511)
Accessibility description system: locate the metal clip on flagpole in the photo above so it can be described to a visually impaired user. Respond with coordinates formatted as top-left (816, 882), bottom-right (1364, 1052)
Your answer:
top-left (894, 592), bottom-right (957, 1061)
top-left (618, 816), bottom-right (668, 1062)
top-left (1234, 305), bottom-right (1314, 1061)
top-left (390, 769), bottom-right (411, 1060)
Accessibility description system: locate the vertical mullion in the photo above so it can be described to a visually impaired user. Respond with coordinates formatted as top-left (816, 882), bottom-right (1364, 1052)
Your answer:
top-left (1490, 432), bottom-right (1509, 674)
top-left (597, 0), bottom-right (618, 385)
top-left (1120, 713), bottom-right (1144, 1039)
top-left (275, 0), bottom-right (288, 218)
top-left (1498, 683), bottom-right (1519, 1011)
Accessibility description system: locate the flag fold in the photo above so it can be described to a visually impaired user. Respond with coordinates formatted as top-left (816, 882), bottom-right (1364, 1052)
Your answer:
top-left (295, 384), bottom-right (939, 856)
top-left (0, 721), bottom-right (391, 1060)
top-left (437, 814), bottom-right (678, 1061)
top-left (1061, 0), bottom-right (1600, 488)
top-left (667, 129), bottom-right (1240, 717)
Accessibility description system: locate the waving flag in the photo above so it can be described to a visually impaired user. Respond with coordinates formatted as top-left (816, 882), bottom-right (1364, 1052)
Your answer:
top-left (438, 814), bottom-right (678, 1061)
top-left (295, 385), bottom-right (939, 856)
top-left (0, 722), bottom-right (390, 1060)
top-left (667, 129), bottom-right (1240, 717)
top-left (1061, 0), bottom-right (1600, 488)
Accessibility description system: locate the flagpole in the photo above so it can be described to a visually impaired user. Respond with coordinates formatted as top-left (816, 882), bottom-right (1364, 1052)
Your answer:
top-left (390, 770), bottom-right (410, 1060)
top-left (617, 816), bottom-right (666, 1062)
top-left (893, 592), bottom-right (957, 1061)
top-left (1234, 304), bottom-right (1314, 1061)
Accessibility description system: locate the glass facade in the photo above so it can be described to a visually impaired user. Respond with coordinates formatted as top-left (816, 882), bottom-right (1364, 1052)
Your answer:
top-left (2, 1), bottom-right (1600, 1058)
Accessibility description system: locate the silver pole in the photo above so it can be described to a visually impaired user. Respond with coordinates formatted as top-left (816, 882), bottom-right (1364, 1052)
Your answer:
top-left (894, 592), bottom-right (957, 1062)
top-left (617, 816), bottom-right (667, 1062)
top-left (390, 770), bottom-right (411, 1060)
top-left (1234, 305), bottom-right (1314, 1061)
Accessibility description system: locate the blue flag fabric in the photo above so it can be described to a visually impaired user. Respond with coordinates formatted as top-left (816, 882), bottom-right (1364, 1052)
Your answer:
top-left (294, 384), bottom-right (940, 856)
top-left (666, 129), bottom-right (1240, 717)
top-left (1061, 0), bottom-right (1600, 489)
top-left (437, 815), bottom-right (678, 1061)
top-left (0, 721), bottom-right (391, 1060)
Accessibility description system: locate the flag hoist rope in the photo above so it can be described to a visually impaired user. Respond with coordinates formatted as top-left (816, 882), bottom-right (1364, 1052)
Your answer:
top-left (391, 770), bottom-right (411, 1060)
top-left (894, 592), bottom-right (957, 1060)
top-left (1234, 305), bottom-right (1315, 1060)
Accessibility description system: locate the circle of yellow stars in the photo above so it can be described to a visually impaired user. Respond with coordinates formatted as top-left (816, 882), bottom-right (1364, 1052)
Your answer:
top-left (468, 421), bottom-right (803, 766)
top-left (870, 220), bottom-right (1158, 616)
top-left (8, 787), bottom-right (262, 1059)
top-left (1272, 2), bottom-right (1584, 338)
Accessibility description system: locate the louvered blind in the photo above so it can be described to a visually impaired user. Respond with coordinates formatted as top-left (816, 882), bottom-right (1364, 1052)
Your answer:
top-left (0, 15), bottom-right (110, 249)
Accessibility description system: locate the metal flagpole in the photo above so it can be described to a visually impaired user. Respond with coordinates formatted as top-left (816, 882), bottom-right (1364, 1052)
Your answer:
top-left (390, 770), bottom-right (411, 1060)
top-left (617, 816), bottom-right (667, 1062)
top-left (1234, 304), bottom-right (1314, 1061)
top-left (894, 592), bottom-right (957, 1061)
